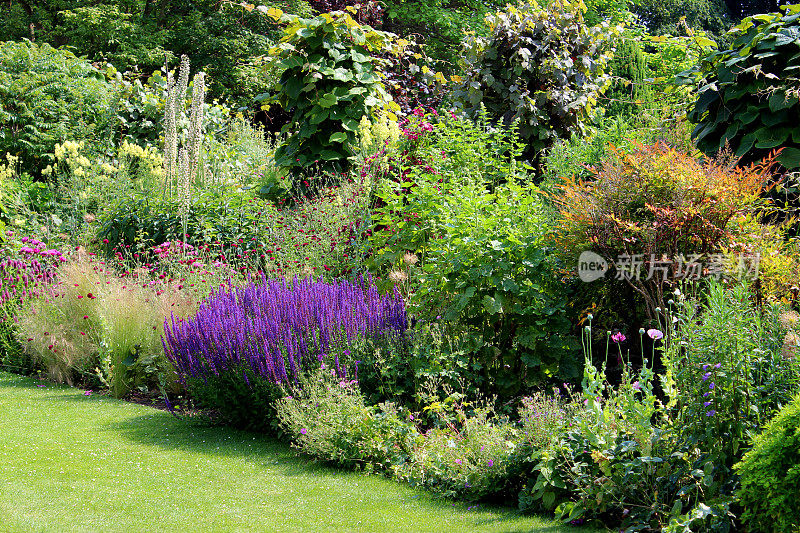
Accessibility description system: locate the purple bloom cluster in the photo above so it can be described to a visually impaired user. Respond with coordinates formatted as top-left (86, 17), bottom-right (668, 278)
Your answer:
top-left (162, 276), bottom-right (408, 385)
top-left (0, 253), bottom-right (61, 310)
top-left (19, 237), bottom-right (66, 262)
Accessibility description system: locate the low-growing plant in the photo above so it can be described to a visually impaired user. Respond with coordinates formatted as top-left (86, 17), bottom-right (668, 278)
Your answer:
top-left (0, 237), bottom-right (63, 374)
top-left (276, 365), bottom-right (418, 472)
top-left (518, 317), bottom-right (728, 530)
top-left (661, 282), bottom-right (800, 492)
top-left (518, 391), bottom-right (581, 449)
top-left (16, 257), bottom-right (201, 394)
top-left (404, 405), bottom-right (522, 501)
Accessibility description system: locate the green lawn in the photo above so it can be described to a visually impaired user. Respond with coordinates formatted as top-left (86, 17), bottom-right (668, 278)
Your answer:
top-left (0, 372), bottom-right (587, 533)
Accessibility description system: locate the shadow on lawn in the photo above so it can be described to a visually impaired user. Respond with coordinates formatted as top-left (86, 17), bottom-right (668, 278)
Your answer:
top-left (105, 412), bottom-right (595, 532)
top-left (108, 412), bottom-right (582, 532)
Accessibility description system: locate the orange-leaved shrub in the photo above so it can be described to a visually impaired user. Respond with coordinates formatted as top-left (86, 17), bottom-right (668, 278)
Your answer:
top-left (554, 143), bottom-right (775, 317)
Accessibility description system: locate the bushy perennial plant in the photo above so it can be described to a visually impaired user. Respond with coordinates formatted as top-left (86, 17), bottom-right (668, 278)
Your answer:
top-left (0, 236), bottom-right (64, 373)
top-left (163, 276), bottom-right (408, 386)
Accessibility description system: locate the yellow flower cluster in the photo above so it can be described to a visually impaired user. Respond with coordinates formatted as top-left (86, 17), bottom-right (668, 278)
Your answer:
top-left (357, 112), bottom-right (401, 156)
top-left (51, 140), bottom-right (118, 179)
top-left (0, 153), bottom-right (19, 181)
top-left (119, 141), bottom-right (163, 180)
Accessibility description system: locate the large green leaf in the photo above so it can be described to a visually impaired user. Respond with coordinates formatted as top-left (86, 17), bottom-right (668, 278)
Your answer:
top-left (754, 127), bottom-right (791, 149)
top-left (769, 92), bottom-right (798, 112)
top-left (341, 118), bottom-right (359, 131)
top-left (777, 146), bottom-right (800, 168)
top-left (761, 109), bottom-right (790, 127)
top-left (331, 68), bottom-right (353, 82)
top-left (318, 92), bottom-right (338, 108)
top-left (319, 149), bottom-right (343, 160)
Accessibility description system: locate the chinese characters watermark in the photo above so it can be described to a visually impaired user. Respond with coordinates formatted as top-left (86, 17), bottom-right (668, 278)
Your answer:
top-left (578, 252), bottom-right (760, 282)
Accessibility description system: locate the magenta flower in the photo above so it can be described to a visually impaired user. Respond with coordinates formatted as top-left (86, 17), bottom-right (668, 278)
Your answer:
top-left (611, 332), bottom-right (626, 343)
top-left (300, 428), bottom-right (307, 435)
top-left (647, 329), bottom-right (664, 340)
top-left (487, 459), bottom-right (494, 467)
top-left (83, 391), bottom-right (92, 396)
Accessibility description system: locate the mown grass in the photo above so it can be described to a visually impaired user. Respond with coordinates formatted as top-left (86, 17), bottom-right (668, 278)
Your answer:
top-left (0, 372), bottom-right (590, 533)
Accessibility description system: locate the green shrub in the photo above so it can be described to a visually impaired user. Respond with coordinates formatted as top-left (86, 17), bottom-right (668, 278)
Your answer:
top-left (190, 367), bottom-right (285, 433)
top-left (99, 184), bottom-right (269, 260)
top-left (276, 366), bottom-right (418, 472)
top-left (404, 406), bottom-right (523, 501)
top-left (99, 175), bottom-right (369, 278)
top-left (736, 391), bottom-right (800, 533)
top-left (368, 109), bottom-right (529, 277)
top-left (677, 5), bottom-right (800, 168)
top-left (416, 179), bottom-right (579, 398)
top-left (259, 8), bottom-right (400, 173)
top-left (0, 40), bottom-right (115, 177)
top-left (454, 0), bottom-right (619, 164)
top-left (368, 111), bottom-right (578, 399)
top-left (354, 318), bottom-right (486, 408)
top-left (604, 34), bottom-right (653, 119)
top-left (663, 283), bottom-right (800, 476)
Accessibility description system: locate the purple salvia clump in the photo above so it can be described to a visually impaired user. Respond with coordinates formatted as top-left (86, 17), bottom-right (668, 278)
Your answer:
top-left (162, 276), bottom-right (407, 386)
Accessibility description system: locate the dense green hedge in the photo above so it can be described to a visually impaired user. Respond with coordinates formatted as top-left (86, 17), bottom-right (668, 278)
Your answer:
top-left (0, 40), bottom-right (115, 176)
top-left (736, 391), bottom-right (800, 533)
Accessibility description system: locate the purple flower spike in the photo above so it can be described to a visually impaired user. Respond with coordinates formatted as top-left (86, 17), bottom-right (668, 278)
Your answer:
top-left (162, 275), bottom-right (409, 389)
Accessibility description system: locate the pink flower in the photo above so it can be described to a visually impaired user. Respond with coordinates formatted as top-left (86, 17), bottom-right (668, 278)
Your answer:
top-left (611, 332), bottom-right (626, 343)
top-left (300, 428), bottom-right (307, 435)
top-left (647, 329), bottom-right (664, 340)
top-left (455, 459), bottom-right (462, 465)
top-left (84, 391), bottom-right (92, 396)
